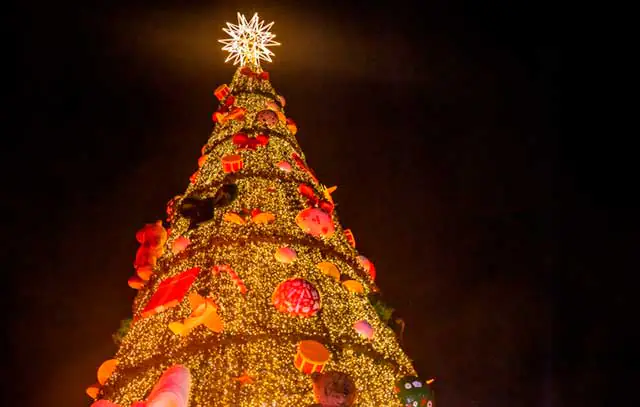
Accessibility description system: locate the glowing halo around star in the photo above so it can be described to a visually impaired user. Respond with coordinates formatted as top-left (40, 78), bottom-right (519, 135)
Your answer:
top-left (219, 12), bottom-right (280, 68)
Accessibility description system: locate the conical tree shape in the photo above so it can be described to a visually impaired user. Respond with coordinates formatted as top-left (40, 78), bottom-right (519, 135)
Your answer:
top-left (91, 15), bottom-right (435, 407)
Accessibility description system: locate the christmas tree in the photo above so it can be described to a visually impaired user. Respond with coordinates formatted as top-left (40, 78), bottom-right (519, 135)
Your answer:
top-left (87, 13), bottom-right (436, 407)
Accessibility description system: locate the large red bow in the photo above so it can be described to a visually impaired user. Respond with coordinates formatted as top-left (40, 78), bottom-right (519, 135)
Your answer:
top-left (298, 183), bottom-right (334, 214)
top-left (213, 106), bottom-right (246, 124)
top-left (232, 133), bottom-right (269, 150)
top-left (240, 66), bottom-right (270, 80)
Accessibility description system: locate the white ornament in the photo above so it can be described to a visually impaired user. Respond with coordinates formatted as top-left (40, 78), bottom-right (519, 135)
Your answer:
top-left (219, 13), bottom-right (280, 67)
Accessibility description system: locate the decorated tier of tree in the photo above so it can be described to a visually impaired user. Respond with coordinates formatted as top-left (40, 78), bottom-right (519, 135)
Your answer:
top-left (87, 13), bottom-right (436, 407)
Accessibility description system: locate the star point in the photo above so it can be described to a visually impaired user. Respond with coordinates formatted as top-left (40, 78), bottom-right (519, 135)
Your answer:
top-left (219, 12), bottom-right (280, 68)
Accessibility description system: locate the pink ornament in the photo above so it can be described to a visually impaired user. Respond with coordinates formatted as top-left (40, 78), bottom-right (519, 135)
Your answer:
top-left (256, 109), bottom-right (279, 127)
top-left (274, 247), bottom-right (297, 263)
top-left (357, 255), bottom-right (376, 281)
top-left (171, 236), bottom-right (191, 254)
top-left (272, 278), bottom-right (321, 317)
top-left (353, 320), bottom-right (375, 340)
top-left (295, 208), bottom-right (335, 238)
top-left (277, 160), bottom-right (292, 172)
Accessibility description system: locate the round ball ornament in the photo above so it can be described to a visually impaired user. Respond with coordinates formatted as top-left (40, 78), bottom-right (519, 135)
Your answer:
top-left (394, 376), bottom-right (435, 407)
top-left (353, 320), bottom-right (375, 340)
top-left (357, 255), bottom-right (376, 281)
top-left (276, 160), bottom-right (292, 172)
top-left (256, 109), bottom-right (279, 127)
top-left (296, 208), bottom-right (335, 238)
top-left (274, 247), bottom-right (297, 263)
top-left (272, 278), bottom-right (321, 317)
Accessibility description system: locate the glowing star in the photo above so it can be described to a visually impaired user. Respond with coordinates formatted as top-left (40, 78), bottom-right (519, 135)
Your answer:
top-left (219, 12), bottom-right (280, 67)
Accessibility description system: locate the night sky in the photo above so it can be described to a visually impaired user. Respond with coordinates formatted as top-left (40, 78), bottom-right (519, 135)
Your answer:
top-left (7, 1), bottom-right (628, 406)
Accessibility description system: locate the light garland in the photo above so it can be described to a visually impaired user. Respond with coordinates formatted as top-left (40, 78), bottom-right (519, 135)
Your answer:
top-left (93, 18), bottom-right (431, 407)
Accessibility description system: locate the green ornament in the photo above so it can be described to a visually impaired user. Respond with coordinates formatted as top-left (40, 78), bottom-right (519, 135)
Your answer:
top-left (394, 376), bottom-right (435, 407)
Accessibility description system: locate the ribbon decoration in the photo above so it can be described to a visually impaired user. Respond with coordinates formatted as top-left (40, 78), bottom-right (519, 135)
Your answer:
top-left (232, 133), bottom-right (270, 150)
top-left (212, 265), bottom-right (247, 294)
top-left (298, 183), bottom-right (334, 214)
top-left (213, 106), bottom-right (246, 124)
top-left (291, 152), bottom-right (319, 184)
top-left (240, 66), bottom-right (270, 80)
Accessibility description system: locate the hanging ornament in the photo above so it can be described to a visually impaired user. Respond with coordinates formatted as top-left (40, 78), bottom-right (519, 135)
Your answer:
top-left (97, 359), bottom-right (118, 385)
top-left (214, 84), bottom-right (231, 101)
top-left (294, 340), bottom-right (330, 374)
top-left (128, 275), bottom-right (145, 290)
top-left (274, 247), bottom-right (297, 263)
top-left (140, 267), bottom-right (201, 318)
top-left (357, 255), bottom-right (376, 281)
top-left (286, 117), bottom-right (298, 135)
top-left (278, 95), bottom-right (286, 107)
top-left (197, 154), bottom-right (208, 168)
top-left (221, 154), bottom-right (244, 173)
top-left (239, 66), bottom-right (270, 80)
top-left (212, 265), bottom-right (247, 294)
top-left (86, 383), bottom-right (100, 400)
top-left (133, 220), bottom-right (167, 282)
top-left (311, 371), bottom-right (357, 407)
top-left (272, 278), bottom-right (321, 317)
top-left (168, 292), bottom-right (224, 336)
top-left (394, 376), bottom-right (436, 407)
top-left (343, 229), bottom-right (356, 248)
top-left (342, 280), bottom-right (365, 294)
top-left (276, 160), bottom-right (292, 172)
top-left (353, 320), bottom-right (375, 340)
top-left (166, 195), bottom-right (181, 223)
top-left (296, 208), bottom-right (334, 238)
top-left (171, 236), bottom-right (191, 254)
top-left (252, 208), bottom-right (276, 224)
top-left (256, 109), bottom-right (279, 127)
top-left (233, 133), bottom-right (270, 150)
top-left (316, 262), bottom-right (340, 280)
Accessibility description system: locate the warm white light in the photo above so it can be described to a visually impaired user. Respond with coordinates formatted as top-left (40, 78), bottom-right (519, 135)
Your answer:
top-left (219, 12), bottom-right (280, 68)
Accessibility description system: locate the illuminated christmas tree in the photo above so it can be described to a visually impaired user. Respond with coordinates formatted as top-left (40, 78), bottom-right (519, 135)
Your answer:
top-left (87, 13), bottom-right (436, 407)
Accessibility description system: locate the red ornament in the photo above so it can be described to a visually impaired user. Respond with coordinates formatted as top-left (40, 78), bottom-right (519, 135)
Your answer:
top-left (294, 340), bottom-right (330, 374)
top-left (286, 117), bottom-right (298, 135)
top-left (232, 133), bottom-right (269, 150)
top-left (296, 208), bottom-right (334, 238)
top-left (214, 84), bottom-right (230, 101)
top-left (140, 267), bottom-right (200, 318)
top-left (357, 255), bottom-right (376, 281)
top-left (240, 66), bottom-right (269, 80)
top-left (344, 229), bottom-right (356, 248)
top-left (221, 154), bottom-right (243, 173)
top-left (272, 278), bottom-right (321, 317)
top-left (291, 152), bottom-right (318, 184)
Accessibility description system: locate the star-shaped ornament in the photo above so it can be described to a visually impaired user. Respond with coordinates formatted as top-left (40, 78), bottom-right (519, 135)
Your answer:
top-left (219, 12), bottom-right (280, 67)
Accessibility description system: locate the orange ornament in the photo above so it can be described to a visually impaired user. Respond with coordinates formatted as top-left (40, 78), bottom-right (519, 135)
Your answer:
top-left (342, 280), bottom-right (365, 294)
top-left (127, 275), bottom-right (145, 290)
top-left (294, 340), bottom-right (330, 374)
top-left (221, 154), bottom-right (243, 173)
top-left (97, 359), bottom-right (118, 385)
top-left (316, 262), bottom-right (340, 280)
top-left (86, 383), bottom-right (101, 399)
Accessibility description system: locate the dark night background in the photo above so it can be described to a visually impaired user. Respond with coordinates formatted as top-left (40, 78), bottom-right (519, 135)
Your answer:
top-left (5, 1), bottom-right (631, 406)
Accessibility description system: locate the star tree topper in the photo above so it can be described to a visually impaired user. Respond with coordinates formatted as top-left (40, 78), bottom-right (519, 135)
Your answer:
top-left (219, 12), bottom-right (280, 68)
